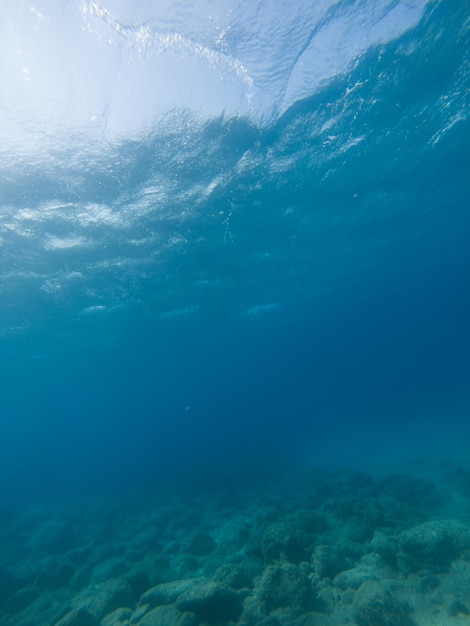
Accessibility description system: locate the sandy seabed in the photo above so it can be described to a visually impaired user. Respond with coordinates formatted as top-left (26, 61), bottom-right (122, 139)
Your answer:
top-left (1, 462), bottom-right (470, 626)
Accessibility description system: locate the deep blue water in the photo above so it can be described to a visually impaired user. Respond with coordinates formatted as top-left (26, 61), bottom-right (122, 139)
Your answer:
top-left (1, 0), bottom-right (469, 503)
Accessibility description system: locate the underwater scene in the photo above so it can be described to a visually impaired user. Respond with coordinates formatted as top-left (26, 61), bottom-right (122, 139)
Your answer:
top-left (1, 1), bottom-right (470, 624)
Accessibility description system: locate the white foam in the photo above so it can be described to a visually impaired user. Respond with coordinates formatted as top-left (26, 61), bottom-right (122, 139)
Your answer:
top-left (160, 305), bottom-right (199, 319)
top-left (43, 234), bottom-right (88, 251)
top-left (245, 303), bottom-right (280, 317)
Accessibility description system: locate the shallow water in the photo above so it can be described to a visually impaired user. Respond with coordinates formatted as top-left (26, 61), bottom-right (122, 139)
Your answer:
top-left (2, 465), bottom-right (470, 625)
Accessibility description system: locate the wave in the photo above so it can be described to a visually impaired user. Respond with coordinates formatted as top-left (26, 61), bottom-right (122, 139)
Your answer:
top-left (0, 0), bottom-right (468, 337)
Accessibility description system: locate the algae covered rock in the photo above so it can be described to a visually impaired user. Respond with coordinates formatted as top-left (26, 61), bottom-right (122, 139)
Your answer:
top-left (376, 474), bottom-right (444, 513)
top-left (239, 594), bottom-right (269, 624)
top-left (213, 562), bottom-right (253, 589)
top-left (35, 554), bottom-right (75, 589)
top-left (259, 522), bottom-right (306, 564)
top-left (140, 578), bottom-right (198, 607)
top-left (312, 544), bottom-right (351, 579)
top-left (370, 531), bottom-right (398, 568)
top-left (257, 563), bottom-right (314, 613)
top-left (27, 518), bottom-right (75, 554)
top-left (90, 556), bottom-right (129, 584)
top-left (139, 604), bottom-right (197, 626)
top-left (175, 580), bottom-right (242, 622)
top-left (187, 531), bottom-right (216, 556)
top-left (261, 522), bottom-right (290, 563)
top-left (55, 607), bottom-right (99, 626)
top-left (2, 585), bottom-right (41, 616)
top-left (101, 607), bottom-right (133, 625)
top-left (397, 519), bottom-right (470, 573)
top-left (333, 566), bottom-right (376, 591)
top-left (72, 578), bottom-right (135, 620)
top-left (353, 580), bottom-right (408, 626)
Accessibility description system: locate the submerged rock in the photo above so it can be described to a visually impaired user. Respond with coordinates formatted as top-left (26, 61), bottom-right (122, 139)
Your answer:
top-left (1, 585), bottom-right (41, 615)
top-left (327, 497), bottom-right (384, 527)
top-left (333, 566), bottom-right (377, 591)
top-left (101, 607), bottom-right (133, 625)
top-left (72, 578), bottom-right (135, 620)
top-left (397, 520), bottom-right (470, 573)
top-left (187, 531), bottom-right (217, 556)
top-left (239, 594), bottom-right (269, 624)
top-left (27, 518), bottom-right (75, 554)
top-left (55, 607), bottom-right (99, 626)
top-left (175, 580), bottom-right (242, 622)
top-left (312, 544), bottom-right (352, 579)
top-left (376, 475), bottom-right (444, 514)
top-left (66, 546), bottom-right (93, 566)
top-left (139, 604), bottom-right (197, 626)
top-left (369, 531), bottom-right (398, 568)
top-left (256, 521), bottom-right (307, 564)
top-left (257, 563), bottom-right (315, 613)
top-left (140, 578), bottom-right (199, 607)
top-left (213, 562), bottom-right (253, 589)
top-left (90, 556), bottom-right (129, 584)
top-left (353, 580), bottom-right (408, 626)
top-left (37, 555), bottom-right (75, 589)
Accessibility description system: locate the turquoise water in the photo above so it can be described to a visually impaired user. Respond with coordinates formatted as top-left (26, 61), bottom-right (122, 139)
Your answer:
top-left (0, 2), bottom-right (470, 624)
top-left (2, 0), bottom-right (469, 495)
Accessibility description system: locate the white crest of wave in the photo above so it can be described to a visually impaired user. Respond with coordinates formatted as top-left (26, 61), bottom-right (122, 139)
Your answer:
top-left (0, 0), bottom-right (428, 167)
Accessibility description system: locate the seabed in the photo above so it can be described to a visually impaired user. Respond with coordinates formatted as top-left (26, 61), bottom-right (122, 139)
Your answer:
top-left (1, 462), bottom-right (470, 626)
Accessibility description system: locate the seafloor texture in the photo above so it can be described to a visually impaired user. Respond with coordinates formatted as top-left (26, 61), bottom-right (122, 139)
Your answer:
top-left (2, 464), bottom-right (470, 626)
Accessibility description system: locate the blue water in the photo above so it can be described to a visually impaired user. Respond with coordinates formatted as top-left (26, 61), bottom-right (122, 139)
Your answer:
top-left (1, 0), bottom-right (469, 504)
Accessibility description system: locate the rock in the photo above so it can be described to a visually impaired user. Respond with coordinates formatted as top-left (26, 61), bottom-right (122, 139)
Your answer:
top-left (296, 510), bottom-right (329, 536)
top-left (370, 531), bottom-right (398, 568)
top-left (90, 557), bottom-right (129, 584)
top-left (257, 563), bottom-right (314, 613)
top-left (257, 616), bottom-right (282, 626)
top-left (244, 557), bottom-right (266, 582)
top-left (353, 580), bottom-right (408, 626)
top-left (55, 607), bottom-right (99, 626)
top-left (101, 607), bottom-right (133, 625)
top-left (341, 521), bottom-right (375, 543)
top-left (213, 563), bottom-right (253, 589)
top-left (36, 555), bottom-right (75, 589)
top-left (214, 516), bottom-right (251, 554)
top-left (187, 531), bottom-right (216, 556)
top-left (312, 544), bottom-right (351, 579)
top-left (0, 565), bottom-right (16, 603)
top-left (130, 603), bottom-right (149, 624)
top-left (124, 557), bottom-right (174, 593)
top-left (239, 594), bottom-right (268, 624)
top-left (397, 520), bottom-right (470, 573)
top-left (327, 497), bottom-right (384, 527)
top-left (290, 612), bottom-right (333, 626)
top-left (261, 522), bottom-right (289, 563)
top-left (123, 564), bottom-right (152, 597)
top-left (376, 474), bottom-right (444, 512)
top-left (259, 522), bottom-right (306, 564)
top-left (449, 598), bottom-right (470, 617)
top-left (138, 605), bottom-right (197, 626)
top-left (140, 579), bottom-right (199, 607)
top-left (175, 580), bottom-right (242, 622)
top-left (2, 585), bottom-right (41, 615)
top-left (27, 519), bottom-right (75, 553)
top-left (66, 546), bottom-right (93, 566)
top-left (333, 567), bottom-right (376, 590)
top-left (174, 555), bottom-right (201, 577)
top-left (163, 541), bottom-right (182, 555)
top-left (417, 574), bottom-right (439, 594)
top-left (73, 578), bottom-right (135, 620)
